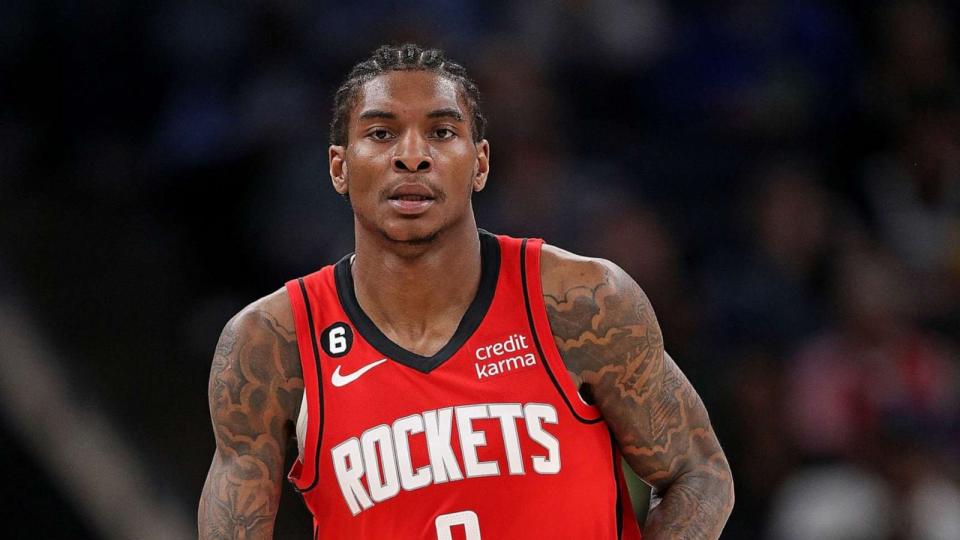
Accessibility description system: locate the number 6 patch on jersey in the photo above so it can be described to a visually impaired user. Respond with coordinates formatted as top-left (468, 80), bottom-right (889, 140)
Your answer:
top-left (321, 322), bottom-right (353, 357)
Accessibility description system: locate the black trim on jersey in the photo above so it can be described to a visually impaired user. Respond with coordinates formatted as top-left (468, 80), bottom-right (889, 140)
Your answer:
top-left (294, 277), bottom-right (324, 493)
top-left (611, 430), bottom-right (624, 539)
top-left (333, 230), bottom-right (501, 374)
top-left (520, 238), bottom-right (603, 424)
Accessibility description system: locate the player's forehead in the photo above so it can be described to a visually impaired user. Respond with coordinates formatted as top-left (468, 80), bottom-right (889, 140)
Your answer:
top-left (354, 70), bottom-right (465, 120)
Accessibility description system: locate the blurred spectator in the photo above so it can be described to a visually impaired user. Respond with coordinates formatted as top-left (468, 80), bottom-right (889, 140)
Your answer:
top-left (861, 101), bottom-right (960, 330)
top-left (863, 105), bottom-right (960, 275)
top-left (704, 160), bottom-right (834, 353)
top-left (787, 245), bottom-right (957, 459)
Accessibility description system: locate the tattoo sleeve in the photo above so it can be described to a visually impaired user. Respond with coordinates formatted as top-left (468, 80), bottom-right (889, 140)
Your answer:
top-left (545, 258), bottom-right (734, 539)
top-left (198, 303), bottom-right (304, 539)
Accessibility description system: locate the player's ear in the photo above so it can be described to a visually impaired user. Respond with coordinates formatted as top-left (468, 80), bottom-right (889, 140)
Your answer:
top-left (330, 145), bottom-right (348, 195)
top-left (473, 139), bottom-right (489, 192)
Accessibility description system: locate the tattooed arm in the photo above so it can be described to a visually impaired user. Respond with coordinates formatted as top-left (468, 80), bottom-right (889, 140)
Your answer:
top-left (198, 289), bottom-right (304, 539)
top-left (541, 245), bottom-right (734, 539)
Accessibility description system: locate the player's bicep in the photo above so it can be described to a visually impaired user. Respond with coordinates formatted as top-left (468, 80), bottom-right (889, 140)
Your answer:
top-left (199, 308), bottom-right (303, 539)
top-left (547, 260), bottom-right (723, 490)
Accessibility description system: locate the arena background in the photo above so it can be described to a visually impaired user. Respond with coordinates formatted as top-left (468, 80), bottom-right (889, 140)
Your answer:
top-left (3, 1), bottom-right (960, 539)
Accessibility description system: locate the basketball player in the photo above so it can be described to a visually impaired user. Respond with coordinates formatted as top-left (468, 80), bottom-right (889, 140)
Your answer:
top-left (199, 44), bottom-right (734, 539)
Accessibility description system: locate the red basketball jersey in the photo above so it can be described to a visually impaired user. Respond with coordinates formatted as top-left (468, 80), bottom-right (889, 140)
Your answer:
top-left (285, 231), bottom-right (643, 539)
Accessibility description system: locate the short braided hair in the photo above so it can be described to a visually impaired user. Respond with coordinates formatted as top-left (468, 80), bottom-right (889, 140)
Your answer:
top-left (329, 43), bottom-right (487, 146)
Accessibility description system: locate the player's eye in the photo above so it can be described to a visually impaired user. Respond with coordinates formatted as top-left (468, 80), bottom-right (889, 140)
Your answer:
top-left (369, 129), bottom-right (392, 140)
top-left (433, 128), bottom-right (455, 140)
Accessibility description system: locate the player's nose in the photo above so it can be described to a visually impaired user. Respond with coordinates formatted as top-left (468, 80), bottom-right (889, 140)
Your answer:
top-left (392, 132), bottom-right (432, 173)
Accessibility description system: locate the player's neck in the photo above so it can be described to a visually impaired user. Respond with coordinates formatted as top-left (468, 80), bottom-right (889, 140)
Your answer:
top-left (350, 219), bottom-right (482, 357)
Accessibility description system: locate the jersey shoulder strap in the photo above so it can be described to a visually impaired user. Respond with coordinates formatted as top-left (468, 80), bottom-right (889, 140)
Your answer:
top-left (520, 238), bottom-right (604, 423)
top-left (284, 267), bottom-right (333, 492)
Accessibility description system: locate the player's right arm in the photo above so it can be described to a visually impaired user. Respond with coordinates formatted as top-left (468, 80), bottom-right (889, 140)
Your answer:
top-left (198, 290), bottom-right (304, 539)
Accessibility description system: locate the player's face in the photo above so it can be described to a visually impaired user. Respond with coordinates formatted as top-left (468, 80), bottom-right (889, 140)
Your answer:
top-left (329, 70), bottom-right (490, 244)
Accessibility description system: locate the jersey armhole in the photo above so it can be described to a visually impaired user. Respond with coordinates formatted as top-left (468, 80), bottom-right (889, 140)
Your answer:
top-left (284, 276), bottom-right (324, 492)
top-left (521, 238), bottom-right (603, 423)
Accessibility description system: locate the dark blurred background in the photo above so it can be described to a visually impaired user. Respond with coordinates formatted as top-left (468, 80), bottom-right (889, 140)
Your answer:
top-left (2, 1), bottom-right (960, 539)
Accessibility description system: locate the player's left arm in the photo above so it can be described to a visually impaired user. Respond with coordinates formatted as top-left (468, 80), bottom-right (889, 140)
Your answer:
top-left (542, 245), bottom-right (734, 539)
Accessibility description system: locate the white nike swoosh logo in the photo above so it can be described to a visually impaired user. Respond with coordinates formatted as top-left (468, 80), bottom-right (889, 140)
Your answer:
top-left (331, 359), bottom-right (388, 387)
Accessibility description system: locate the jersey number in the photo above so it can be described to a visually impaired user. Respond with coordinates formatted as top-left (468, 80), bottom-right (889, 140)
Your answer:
top-left (435, 511), bottom-right (481, 540)
top-left (329, 326), bottom-right (347, 354)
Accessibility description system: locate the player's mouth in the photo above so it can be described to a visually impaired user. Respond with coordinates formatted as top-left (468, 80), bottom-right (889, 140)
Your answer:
top-left (386, 183), bottom-right (437, 214)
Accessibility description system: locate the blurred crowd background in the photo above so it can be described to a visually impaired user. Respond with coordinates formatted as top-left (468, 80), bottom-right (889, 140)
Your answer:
top-left (3, 1), bottom-right (960, 539)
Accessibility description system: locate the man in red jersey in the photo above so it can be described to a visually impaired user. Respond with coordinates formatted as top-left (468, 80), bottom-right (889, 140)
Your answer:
top-left (199, 44), bottom-right (734, 539)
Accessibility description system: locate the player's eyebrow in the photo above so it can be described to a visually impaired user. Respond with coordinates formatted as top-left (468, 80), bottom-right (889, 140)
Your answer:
top-left (358, 109), bottom-right (396, 120)
top-left (426, 108), bottom-right (463, 122)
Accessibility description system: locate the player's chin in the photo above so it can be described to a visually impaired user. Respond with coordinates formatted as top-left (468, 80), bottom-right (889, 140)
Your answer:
top-left (379, 219), bottom-right (441, 246)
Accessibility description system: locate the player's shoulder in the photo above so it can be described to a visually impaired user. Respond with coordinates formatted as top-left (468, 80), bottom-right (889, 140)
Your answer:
top-left (225, 287), bottom-right (295, 338)
top-left (538, 242), bottom-right (660, 374)
top-left (209, 287), bottom-right (303, 424)
top-left (539, 241), bottom-right (637, 299)
top-left (214, 287), bottom-right (301, 381)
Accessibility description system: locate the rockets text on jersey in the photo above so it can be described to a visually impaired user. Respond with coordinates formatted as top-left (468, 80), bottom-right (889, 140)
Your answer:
top-left (331, 401), bottom-right (560, 515)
